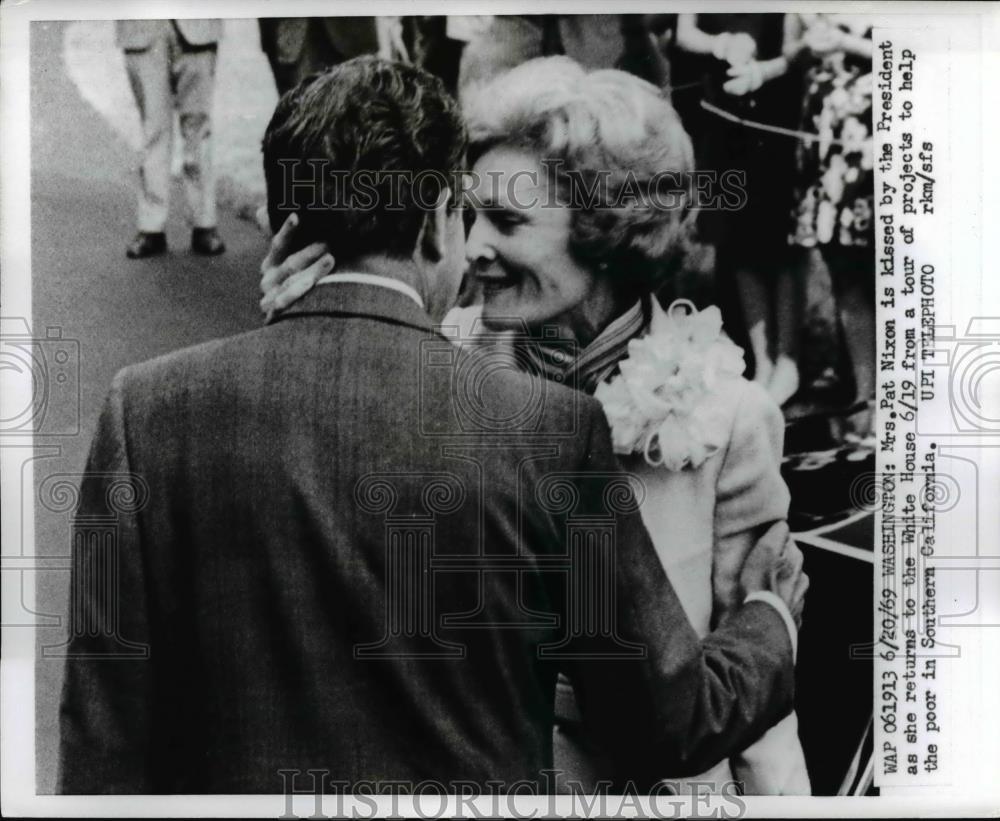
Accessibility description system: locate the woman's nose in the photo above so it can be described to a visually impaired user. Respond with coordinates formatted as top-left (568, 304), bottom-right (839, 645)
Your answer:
top-left (464, 215), bottom-right (497, 265)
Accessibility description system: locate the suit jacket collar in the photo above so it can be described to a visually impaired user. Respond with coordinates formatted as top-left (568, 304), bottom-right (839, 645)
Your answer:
top-left (272, 280), bottom-right (436, 336)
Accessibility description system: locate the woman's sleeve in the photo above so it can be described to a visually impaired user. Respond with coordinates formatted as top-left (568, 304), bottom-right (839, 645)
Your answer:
top-left (712, 381), bottom-right (791, 612)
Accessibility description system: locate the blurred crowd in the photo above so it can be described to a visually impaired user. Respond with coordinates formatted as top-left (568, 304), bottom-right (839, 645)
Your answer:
top-left (119, 13), bottom-right (875, 437)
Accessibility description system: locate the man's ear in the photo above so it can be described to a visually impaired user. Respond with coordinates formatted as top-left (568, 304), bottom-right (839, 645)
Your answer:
top-left (416, 187), bottom-right (452, 264)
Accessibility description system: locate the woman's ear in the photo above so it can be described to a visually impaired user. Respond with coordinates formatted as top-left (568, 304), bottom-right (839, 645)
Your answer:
top-left (416, 188), bottom-right (452, 264)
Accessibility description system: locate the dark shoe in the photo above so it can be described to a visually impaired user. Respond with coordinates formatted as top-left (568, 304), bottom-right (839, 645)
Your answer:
top-left (191, 227), bottom-right (226, 256)
top-left (125, 232), bottom-right (167, 259)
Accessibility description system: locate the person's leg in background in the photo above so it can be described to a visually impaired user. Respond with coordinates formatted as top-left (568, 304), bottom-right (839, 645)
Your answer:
top-left (824, 244), bottom-right (875, 439)
top-left (412, 17), bottom-right (465, 96)
top-left (710, 236), bottom-right (753, 383)
top-left (733, 246), bottom-right (802, 406)
top-left (173, 30), bottom-right (224, 255)
top-left (267, 59), bottom-right (298, 98)
top-left (296, 21), bottom-right (343, 84)
top-left (258, 19), bottom-right (301, 97)
top-left (123, 24), bottom-right (172, 258)
top-left (735, 264), bottom-right (775, 389)
top-left (770, 250), bottom-right (804, 406)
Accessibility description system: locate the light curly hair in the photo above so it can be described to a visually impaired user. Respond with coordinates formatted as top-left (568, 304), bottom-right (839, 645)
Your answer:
top-left (463, 56), bottom-right (696, 297)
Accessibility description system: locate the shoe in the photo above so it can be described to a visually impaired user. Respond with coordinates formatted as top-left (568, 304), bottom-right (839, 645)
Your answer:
top-left (191, 227), bottom-right (226, 256)
top-left (125, 232), bottom-right (167, 259)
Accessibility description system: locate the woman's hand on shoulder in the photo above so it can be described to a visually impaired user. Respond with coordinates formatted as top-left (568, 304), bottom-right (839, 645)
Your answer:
top-left (258, 213), bottom-right (335, 321)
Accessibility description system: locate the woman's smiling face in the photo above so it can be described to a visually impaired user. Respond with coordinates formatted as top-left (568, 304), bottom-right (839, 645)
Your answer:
top-left (465, 145), bottom-right (601, 331)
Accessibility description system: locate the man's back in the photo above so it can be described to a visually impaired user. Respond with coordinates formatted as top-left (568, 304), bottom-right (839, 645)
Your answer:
top-left (58, 283), bottom-right (604, 792)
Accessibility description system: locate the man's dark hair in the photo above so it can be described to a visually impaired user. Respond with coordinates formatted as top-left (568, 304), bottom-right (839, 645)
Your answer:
top-left (262, 56), bottom-right (467, 262)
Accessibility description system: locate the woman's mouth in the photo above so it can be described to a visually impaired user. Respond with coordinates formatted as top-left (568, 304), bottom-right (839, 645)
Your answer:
top-left (475, 267), bottom-right (520, 296)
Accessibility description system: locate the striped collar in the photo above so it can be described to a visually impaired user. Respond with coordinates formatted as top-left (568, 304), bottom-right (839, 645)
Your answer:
top-left (517, 298), bottom-right (650, 395)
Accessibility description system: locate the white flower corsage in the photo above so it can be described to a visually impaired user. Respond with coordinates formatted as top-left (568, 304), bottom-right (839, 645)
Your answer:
top-left (594, 299), bottom-right (746, 471)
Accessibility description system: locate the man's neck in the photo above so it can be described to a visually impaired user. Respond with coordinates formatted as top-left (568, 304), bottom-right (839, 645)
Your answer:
top-left (325, 254), bottom-right (433, 311)
top-left (340, 254), bottom-right (421, 293)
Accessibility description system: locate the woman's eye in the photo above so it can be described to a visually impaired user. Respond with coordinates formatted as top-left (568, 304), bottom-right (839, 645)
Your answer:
top-left (488, 210), bottom-right (524, 234)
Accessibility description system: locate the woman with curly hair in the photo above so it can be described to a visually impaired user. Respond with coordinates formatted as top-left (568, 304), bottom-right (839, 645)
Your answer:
top-left (456, 55), bottom-right (808, 795)
top-left (262, 56), bottom-right (809, 795)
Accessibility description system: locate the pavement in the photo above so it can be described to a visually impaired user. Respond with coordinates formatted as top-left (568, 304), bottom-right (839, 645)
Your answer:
top-left (29, 20), bottom-right (271, 793)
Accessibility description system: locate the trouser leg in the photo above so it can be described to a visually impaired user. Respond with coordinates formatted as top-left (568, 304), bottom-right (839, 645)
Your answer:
top-left (173, 42), bottom-right (218, 229)
top-left (123, 33), bottom-right (172, 232)
top-left (296, 21), bottom-right (345, 81)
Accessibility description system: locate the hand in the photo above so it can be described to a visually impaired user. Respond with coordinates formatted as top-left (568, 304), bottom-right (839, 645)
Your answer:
top-left (740, 521), bottom-right (809, 628)
top-left (721, 61), bottom-right (764, 96)
top-left (713, 31), bottom-right (757, 66)
top-left (258, 213), bottom-right (335, 321)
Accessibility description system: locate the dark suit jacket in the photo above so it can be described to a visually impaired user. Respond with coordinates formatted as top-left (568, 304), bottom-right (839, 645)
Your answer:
top-left (458, 15), bottom-right (672, 101)
top-left (258, 17), bottom-right (379, 65)
top-left (57, 281), bottom-right (794, 793)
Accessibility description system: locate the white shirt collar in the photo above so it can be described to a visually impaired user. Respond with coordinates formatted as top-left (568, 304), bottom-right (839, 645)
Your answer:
top-left (315, 272), bottom-right (425, 311)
